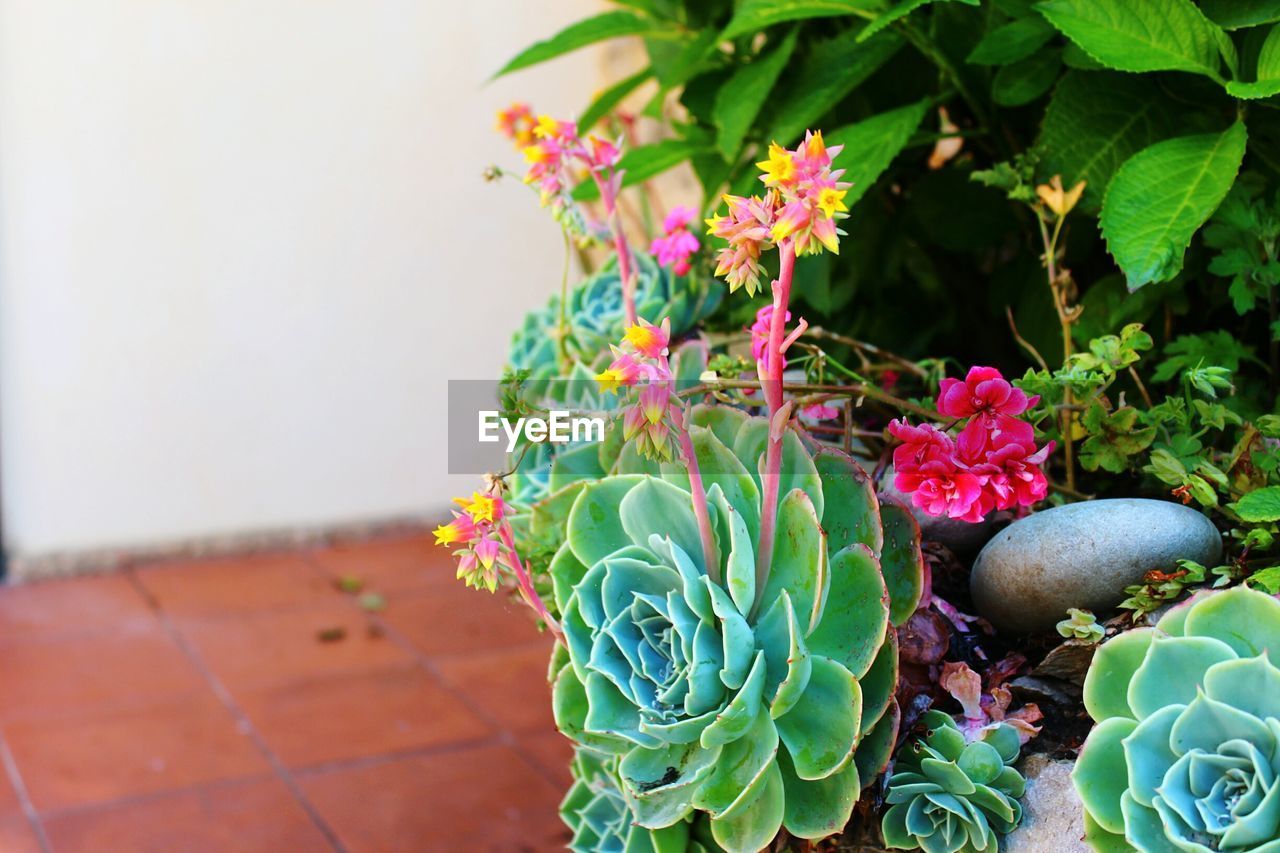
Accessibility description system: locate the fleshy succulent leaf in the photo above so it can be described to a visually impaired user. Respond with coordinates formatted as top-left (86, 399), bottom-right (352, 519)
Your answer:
top-left (778, 746), bottom-right (860, 840)
top-left (1126, 634), bottom-right (1237, 718)
top-left (775, 655), bottom-right (861, 781)
top-left (1183, 584), bottom-right (1280, 657)
top-left (877, 499), bottom-right (926, 626)
top-left (805, 544), bottom-right (889, 678)
top-left (1072, 716), bottom-right (1138, 834)
top-left (1083, 628), bottom-right (1156, 721)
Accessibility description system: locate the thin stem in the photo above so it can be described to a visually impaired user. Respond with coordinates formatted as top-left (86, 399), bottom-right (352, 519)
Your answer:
top-left (671, 404), bottom-right (720, 583)
top-left (1005, 305), bottom-right (1049, 373)
top-left (557, 229), bottom-right (572, 373)
top-left (804, 327), bottom-right (928, 377)
top-left (497, 524), bottom-right (562, 639)
top-left (592, 170), bottom-right (638, 327)
top-left (753, 242), bottom-right (796, 619)
top-left (1039, 212), bottom-right (1077, 492)
top-left (677, 378), bottom-right (939, 420)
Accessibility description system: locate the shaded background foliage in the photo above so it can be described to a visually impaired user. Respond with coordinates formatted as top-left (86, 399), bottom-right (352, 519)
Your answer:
top-left (502, 0), bottom-right (1280, 411)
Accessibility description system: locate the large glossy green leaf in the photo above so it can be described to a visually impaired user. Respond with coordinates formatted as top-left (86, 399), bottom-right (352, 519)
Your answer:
top-left (813, 448), bottom-right (882, 556)
top-left (860, 0), bottom-right (979, 42)
top-left (852, 697), bottom-right (899, 784)
top-left (967, 16), bottom-right (1056, 65)
top-left (1226, 24), bottom-right (1280, 98)
top-left (708, 763), bottom-right (786, 852)
top-left (1082, 628), bottom-right (1155, 721)
top-left (495, 11), bottom-right (668, 77)
top-left (827, 100), bottom-right (929, 209)
top-left (767, 29), bottom-right (905, 146)
top-left (775, 656), bottom-right (861, 780)
top-left (1072, 716), bottom-right (1139, 833)
top-left (1036, 70), bottom-right (1177, 212)
top-left (714, 29), bottom-right (798, 160)
top-left (1201, 0), bottom-right (1280, 30)
top-left (760, 489), bottom-right (828, 629)
top-left (618, 477), bottom-right (705, 572)
top-left (991, 48), bottom-right (1062, 105)
top-left (1100, 121), bottom-right (1247, 289)
top-left (1036, 0), bottom-right (1226, 80)
top-left (1231, 484), bottom-right (1280, 521)
top-left (578, 66), bottom-right (653, 131)
top-left (779, 747), bottom-right (860, 839)
top-left (721, 0), bottom-right (884, 40)
top-left (805, 544), bottom-right (889, 677)
top-left (567, 475), bottom-right (645, 565)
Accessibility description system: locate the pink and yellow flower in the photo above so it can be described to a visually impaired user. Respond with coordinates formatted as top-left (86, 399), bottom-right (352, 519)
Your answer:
top-left (454, 491), bottom-right (503, 525)
top-left (432, 512), bottom-right (476, 546)
top-left (622, 320), bottom-right (669, 359)
top-left (496, 102), bottom-right (536, 148)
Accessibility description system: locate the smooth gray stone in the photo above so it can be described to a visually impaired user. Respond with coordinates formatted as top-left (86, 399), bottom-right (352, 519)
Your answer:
top-left (971, 499), bottom-right (1222, 634)
top-left (1002, 756), bottom-right (1086, 853)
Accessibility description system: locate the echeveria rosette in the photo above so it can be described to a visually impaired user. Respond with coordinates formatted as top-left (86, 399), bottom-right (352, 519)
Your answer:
top-left (507, 252), bottom-right (722, 381)
top-left (1073, 586), bottom-right (1280, 852)
top-left (549, 406), bottom-right (923, 851)
top-left (882, 710), bottom-right (1026, 853)
top-left (561, 748), bottom-right (719, 852)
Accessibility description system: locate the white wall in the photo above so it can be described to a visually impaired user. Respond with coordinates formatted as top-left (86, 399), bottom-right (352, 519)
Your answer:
top-left (0, 0), bottom-right (607, 558)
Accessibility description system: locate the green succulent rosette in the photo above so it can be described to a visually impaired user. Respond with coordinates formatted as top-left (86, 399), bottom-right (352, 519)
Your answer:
top-left (549, 406), bottom-right (923, 852)
top-left (561, 747), bottom-right (719, 852)
top-left (507, 252), bottom-right (722, 381)
top-left (1073, 585), bottom-right (1280, 852)
top-left (882, 710), bottom-right (1026, 853)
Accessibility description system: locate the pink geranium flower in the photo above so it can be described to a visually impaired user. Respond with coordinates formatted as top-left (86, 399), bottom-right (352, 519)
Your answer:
top-left (749, 304), bottom-right (790, 372)
top-left (937, 366), bottom-right (1036, 421)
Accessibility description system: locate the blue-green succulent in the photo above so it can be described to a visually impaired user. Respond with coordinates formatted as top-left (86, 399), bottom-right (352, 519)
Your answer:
top-left (549, 406), bottom-right (923, 851)
top-left (1073, 585), bottom-right (1280, 852)
top-left (561, 747), bottom-right (719, 852)
top-left (882, 710), bottom-right (1026, 853)
top-left (508, 252), bottom-right (722, 381)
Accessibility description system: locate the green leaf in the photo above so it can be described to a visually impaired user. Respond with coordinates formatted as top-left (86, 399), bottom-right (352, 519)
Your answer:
top-left (767, 29), bottom-right (905, 146)
top-left (1100, 121), bottom-right (1247, 288)
top-left (578, 66), bottom-right (653, 131)
top-left (967, 16), bottom-right (1056, 65)
top-left (1035, 0), bottom-right (1227, 81)
top-left (1225, 23), bottom-right (1280, 98)
top-left (860, 0), bottom-right (980, 43)
top-left (878, 501), bottom-right (925, 626)
top-left (828, 100), bottom-right (930, 209)
top-left (992, 48), bottom-right (1062, 105)
top-left (1072, 716), bottom-right (1139, 833)
top-left (1201, 0), bottom-right (1280, 30)
top-left (721, 0), bottom-right (884, 40)
top-left (494, 11), bottom-right (668, 78)
top-left (1232, 484), bottom-right (1280, 521)
top-left (779, 746), bottom-right (860, 840)
top-left (714, 29), bottom-right (799, 160)
top-left (574, 139), bottom-right (705, 201)
top-left (775, 656), bottom-right (860, 780)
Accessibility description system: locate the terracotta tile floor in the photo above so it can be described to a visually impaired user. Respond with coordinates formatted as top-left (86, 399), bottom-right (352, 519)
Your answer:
top-left (0, 533), bottom-right (573, 852)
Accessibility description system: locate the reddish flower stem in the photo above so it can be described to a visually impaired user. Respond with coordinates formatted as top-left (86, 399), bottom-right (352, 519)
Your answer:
top-left (594, 172), bottom-right (638, 327)
top-left (671, 403), bottom-right (720, 583)
top-left (752, 241), bottom-right (796, 616)
top-left (498, 523), bottom-right (562, 640)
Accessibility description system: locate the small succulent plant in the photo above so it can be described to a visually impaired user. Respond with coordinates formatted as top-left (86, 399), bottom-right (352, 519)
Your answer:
top-left (1056, 607), bottom-right (1105, 643)
top-left (550, 406), bottom-right (923, 852)
top-left (1073, 585), bottom-right (1280, 852)
top-left (882, 710), bottom-right (1026, 853)
top-left (561, 748), bottom-right (715, 852)
top-left (508, 252), bottom-right (721, 381)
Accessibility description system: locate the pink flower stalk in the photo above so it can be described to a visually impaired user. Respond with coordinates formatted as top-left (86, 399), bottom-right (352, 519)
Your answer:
top-left (436, 483), bottom-right (560, 638)
top-left (749, 304), bottom-right (791, 372)
top-left (650, 206), bottom-right (700, 276)
top-left (937, 365), bottom-right (1037, 421)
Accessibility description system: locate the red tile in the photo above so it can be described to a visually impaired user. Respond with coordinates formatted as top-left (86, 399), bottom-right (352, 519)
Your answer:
top-left (134, 552), bottom-right (337, 617)
top-left (308, 534), bottom-right (447, 594)
top-left (434, 643), bottom-right (557, 734)
top-left (300, 744), bottom-right (567, 852)
top-left (4, 695), bottom-right (269, 811)
top-left (0, 626), bottom-right (205, 721)
top-left (42, 777), bottom-right (330, 853)
top-left (238, 666), bottom-right (490, 769)
top-left (0, 574), bottom-right (154, 642)
top-left (0, 815), bottom-right (41, 853)
top-left (379, 587), bottom-right (544, 658)
top-left (522, 730), bottom-right (575, 791)
top-left (178, 605), bottom-right (414, 691)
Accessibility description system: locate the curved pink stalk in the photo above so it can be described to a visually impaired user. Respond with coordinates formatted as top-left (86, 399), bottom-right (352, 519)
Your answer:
top-left (498, 523), bottom-right (562, 640)
top-left (594, 172), bottom-right (638, 327)
top-left (753, 241), bottom-right (796, 610)
top-left (671, 404), bottom-right (720, 583)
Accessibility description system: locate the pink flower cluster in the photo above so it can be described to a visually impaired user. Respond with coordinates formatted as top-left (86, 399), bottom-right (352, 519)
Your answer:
top-left (889, 366), bottom-right (1053, 523)
top-left (520, 114), bottom-right (622, 210)
top-left (649, 206), bottom-right (700, 276)
top-left (595, 320), bottom-right (677, 460)
top-left (433, 488), bottom-right (511, 592)
top-left (706, 131), bottom-right (851, 296)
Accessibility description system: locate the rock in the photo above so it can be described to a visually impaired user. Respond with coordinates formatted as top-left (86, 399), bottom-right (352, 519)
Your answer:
top-left (1033, 640), bottom-right (1097, 686)
top-left (880, 467), bottom-right (1000, 553)
top-left (970, 499), bottom-right (1222, 634)
top-left (1010, 675), bottom-right (1079, 706)
top-left (1002, 755), bottom-right (1087, 853)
